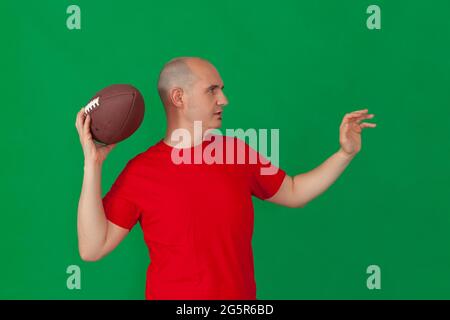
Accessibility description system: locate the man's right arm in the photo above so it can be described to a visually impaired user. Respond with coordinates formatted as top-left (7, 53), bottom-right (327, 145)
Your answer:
top-left (75, 108), bottom-right (128, 262)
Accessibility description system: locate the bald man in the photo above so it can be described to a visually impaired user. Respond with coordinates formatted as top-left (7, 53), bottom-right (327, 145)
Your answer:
top-left (75, 57), bottom-right (376, 300)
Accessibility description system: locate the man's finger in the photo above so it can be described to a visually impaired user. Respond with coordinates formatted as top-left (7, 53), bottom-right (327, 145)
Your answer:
top-left (360, 122), bottom-right (377, 129)
top-left (356, 114), bottom-right (375, 123)
top-left (75, 108), bottom-right (85, 134)
top-left (351, 109), bottom-right (369, 114)
top-left (344, 109), bottom-right (368, 118)
top-left (83, 114), bottom-right (91, 137)
top-left (346, 111), bottom-right (372, 119)
top-left (344, 113), bottom-right (374, 123)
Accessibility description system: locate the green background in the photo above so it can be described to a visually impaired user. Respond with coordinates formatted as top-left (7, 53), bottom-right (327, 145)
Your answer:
top-left (1, 0), bottom-right (449, 299)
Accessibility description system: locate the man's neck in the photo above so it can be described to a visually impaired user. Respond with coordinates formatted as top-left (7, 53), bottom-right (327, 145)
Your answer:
top-left (164, 121), bottom-right (205, 148)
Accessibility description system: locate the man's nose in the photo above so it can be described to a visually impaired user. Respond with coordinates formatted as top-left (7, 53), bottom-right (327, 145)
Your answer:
top-left (217, 92), bottom-right (229, 107)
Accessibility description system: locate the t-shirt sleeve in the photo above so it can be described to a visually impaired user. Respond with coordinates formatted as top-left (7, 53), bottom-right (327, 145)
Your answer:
top-left (245, 141), bottom-right (287, 200)
top-left (102, 161), bottom-right (141, 230)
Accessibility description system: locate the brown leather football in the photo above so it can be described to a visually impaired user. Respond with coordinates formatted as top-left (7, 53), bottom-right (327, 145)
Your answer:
top-left (83, 84), bottom-right (145, 144)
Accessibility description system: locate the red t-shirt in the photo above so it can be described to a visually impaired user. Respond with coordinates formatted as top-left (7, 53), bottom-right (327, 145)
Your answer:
top-left (102, 135), bottom-right (286, 300)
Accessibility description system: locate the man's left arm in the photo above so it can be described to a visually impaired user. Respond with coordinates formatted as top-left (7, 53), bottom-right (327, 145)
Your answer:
top-left (267, 109), bottom-right (376, 208)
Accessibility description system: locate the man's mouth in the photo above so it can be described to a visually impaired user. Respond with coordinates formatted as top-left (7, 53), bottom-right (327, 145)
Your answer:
top-left (214, 111), bottom-right (223, 118)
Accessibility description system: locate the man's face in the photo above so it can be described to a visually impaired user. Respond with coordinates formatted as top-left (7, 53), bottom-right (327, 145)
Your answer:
top-left (184, 62), bottom-right (228, 130)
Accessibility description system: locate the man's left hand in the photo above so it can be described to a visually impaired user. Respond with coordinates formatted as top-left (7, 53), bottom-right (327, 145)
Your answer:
top-left (339, 109), bottom-right (376, 157)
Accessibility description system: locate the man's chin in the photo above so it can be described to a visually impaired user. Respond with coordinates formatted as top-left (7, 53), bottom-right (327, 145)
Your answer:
top-left (194, 119), bottom-right (222, 133)
top-left (210, 119), bottom-right (222, 129)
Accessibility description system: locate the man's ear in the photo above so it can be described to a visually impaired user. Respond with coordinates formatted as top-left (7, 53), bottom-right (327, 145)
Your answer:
top-left (170, 87), bottom-right (184, 108)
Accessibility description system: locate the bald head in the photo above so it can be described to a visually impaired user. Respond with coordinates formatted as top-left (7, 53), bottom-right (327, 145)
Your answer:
top-left (157, 57), bottom-right (212, 106)
top-left (156, 57), bottom-right (228, 134)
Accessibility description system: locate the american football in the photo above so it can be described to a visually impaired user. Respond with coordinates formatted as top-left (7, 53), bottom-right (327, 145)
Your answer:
top-left (83, 84), bottom-right (145, 144)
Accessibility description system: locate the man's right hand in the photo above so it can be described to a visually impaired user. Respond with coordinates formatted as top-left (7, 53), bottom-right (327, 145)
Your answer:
top-left (75, 108), bottom-right (116, 165)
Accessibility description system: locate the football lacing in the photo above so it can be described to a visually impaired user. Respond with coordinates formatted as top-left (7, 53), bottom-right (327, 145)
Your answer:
top-left (84, 97), bottom-right (100, 114)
